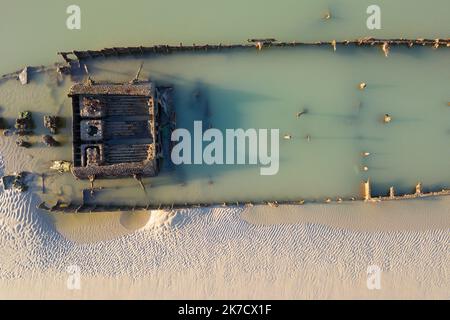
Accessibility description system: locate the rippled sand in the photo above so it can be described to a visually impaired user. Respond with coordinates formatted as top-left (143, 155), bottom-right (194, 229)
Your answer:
top-left (0, 150), bottom-right (448, 298)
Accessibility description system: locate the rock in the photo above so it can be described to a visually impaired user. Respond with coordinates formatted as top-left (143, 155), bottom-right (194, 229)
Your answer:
top-left (19, 67), bottom-right (28, 85)
top-left (15, 138), bottom-right (31, 148)
top-left (1, 172), bottom-right (28, 192)
top-left (43, 115), bottom-right (59, 134)
top-left (50, 160), bottom-right (72, 173)
top-left (15, 111), bottom-right (33, 135)
top-left (56, 65), bottom-right (71, 75)
top-left (42, 134), bottom-right (59, 147)
top-left (3, 129), bottom-right (13, 137)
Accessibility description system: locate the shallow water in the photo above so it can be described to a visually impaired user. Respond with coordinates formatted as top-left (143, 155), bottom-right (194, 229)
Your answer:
top-left (1, 45), bottom-right (450, 205)
top-left (0, 1), bottom-right (449, 206)
top-left (1, 0), bottom-right (450, 74)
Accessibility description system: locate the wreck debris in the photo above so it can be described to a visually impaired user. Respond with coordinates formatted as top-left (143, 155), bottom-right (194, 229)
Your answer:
top-left (57, 39), bottom-right (450, 66)
top-left (130, 62), bottom-right (144, 84)
top-left (389, 186), bottom-right (395, 199)
top-left (331, 40), bottom-right (337, 51)
top-left (381, 42), bottom-right (390, 57)
top-left (415, 182), bottom-right (422, 195)
top-left (0, 65), bottom-right (69, 85)
top-left (88, 175), bottom-right (95, 195)
top-left (248, 38), bottom-right (277, 46)
top-left (268, 201), bottom-right (279, 208)
top-left (50, 160), bottom-right (72, 173)
top-left (43, 115), bottom-right (59, 134)
top-left (433, 39), bottom-right (440, 49)
top-left (83, 64), bottom-right (95, 85)
top-left (1, 172), bottom-right (28, 192)
top-left (56, 65), bottom-right (71, 76)
top-left (42, 135), bottom-right (59, 147)
top-left (81, 97), bottom-right (105, 117)
top-left (15, 111), bottom-right (33, 135)
top-left (296, 109), bottom-right (308, 118)
top-left (15, 138), bottom-right (31, 148)
top-left (133, 174), bottom-right (147, 192)
top-left (41, 173), bottom-right (45, 194)
top-left (19, 67), bottom-right (28, 85)
top-left (362, 179), bottom-right (371, 201)
top-left (383, 114), bottom-right (392, 123)
top-left (38, 182), bottom-right (450, 214)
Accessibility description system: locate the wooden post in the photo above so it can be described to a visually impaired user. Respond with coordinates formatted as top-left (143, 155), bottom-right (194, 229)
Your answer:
top-left (88, 175), bottom-right (95, 196)
top-left (389, 186), bottom-right (395, 199)
top-left (415, 182), bottom-right (422, 195)
top-left (362, 178), bottom-right (371, 201)
top-left (41, 173), bottom-right (46, 194)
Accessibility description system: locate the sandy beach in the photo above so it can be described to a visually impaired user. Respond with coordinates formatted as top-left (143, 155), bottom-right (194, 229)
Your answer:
top-left (1, 148), bottom-right (448, 299)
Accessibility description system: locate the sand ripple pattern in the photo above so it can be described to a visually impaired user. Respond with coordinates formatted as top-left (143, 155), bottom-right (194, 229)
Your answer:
top-left (0, 153), bottom-right (449, 298)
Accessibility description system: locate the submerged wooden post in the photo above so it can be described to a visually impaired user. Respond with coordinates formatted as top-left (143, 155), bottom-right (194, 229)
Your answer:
top-left (331, 40), bottom-right (337, 52)
top-left (415, 182), bottom-right (422, 195)
top-left (323, 10), bottom-right (332, 20)
top-left (362, 178), bottom-right (371, 201)
top-left (134, 174), bottom-right (146, 192)
top-left (382, 42), bottom-right (390, 57)
top-left (130, 62), bottom-right (144, 84)
top-left (389, 186), bottom-right (395, 199)
top-left (88, 175), bottom-right (95, 196)
top-left (41, 173), bottom-right (46, 194)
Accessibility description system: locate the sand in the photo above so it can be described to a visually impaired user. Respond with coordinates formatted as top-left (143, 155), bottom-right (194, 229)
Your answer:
top-left (0, 148), bottom-right (449, 299)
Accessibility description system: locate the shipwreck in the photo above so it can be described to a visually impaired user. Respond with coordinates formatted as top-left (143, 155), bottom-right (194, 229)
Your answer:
top-left (69, 80), bottom-right (166, 179)
top-left (1, 37), bottom-right (449, 213)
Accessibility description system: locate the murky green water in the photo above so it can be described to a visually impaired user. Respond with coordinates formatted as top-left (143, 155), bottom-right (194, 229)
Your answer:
top-left (0, 1), bottom-right (449, 206)
top-left (1, 0), bottom-right (450, 75)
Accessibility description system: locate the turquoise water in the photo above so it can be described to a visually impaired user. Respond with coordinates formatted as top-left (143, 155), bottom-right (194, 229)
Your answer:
top-left (0, 1), bottom-right (449, 206)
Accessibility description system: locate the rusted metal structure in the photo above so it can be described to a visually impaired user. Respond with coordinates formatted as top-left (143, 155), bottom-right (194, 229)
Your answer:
top-left (69, 81), bottom-right (168, 179)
